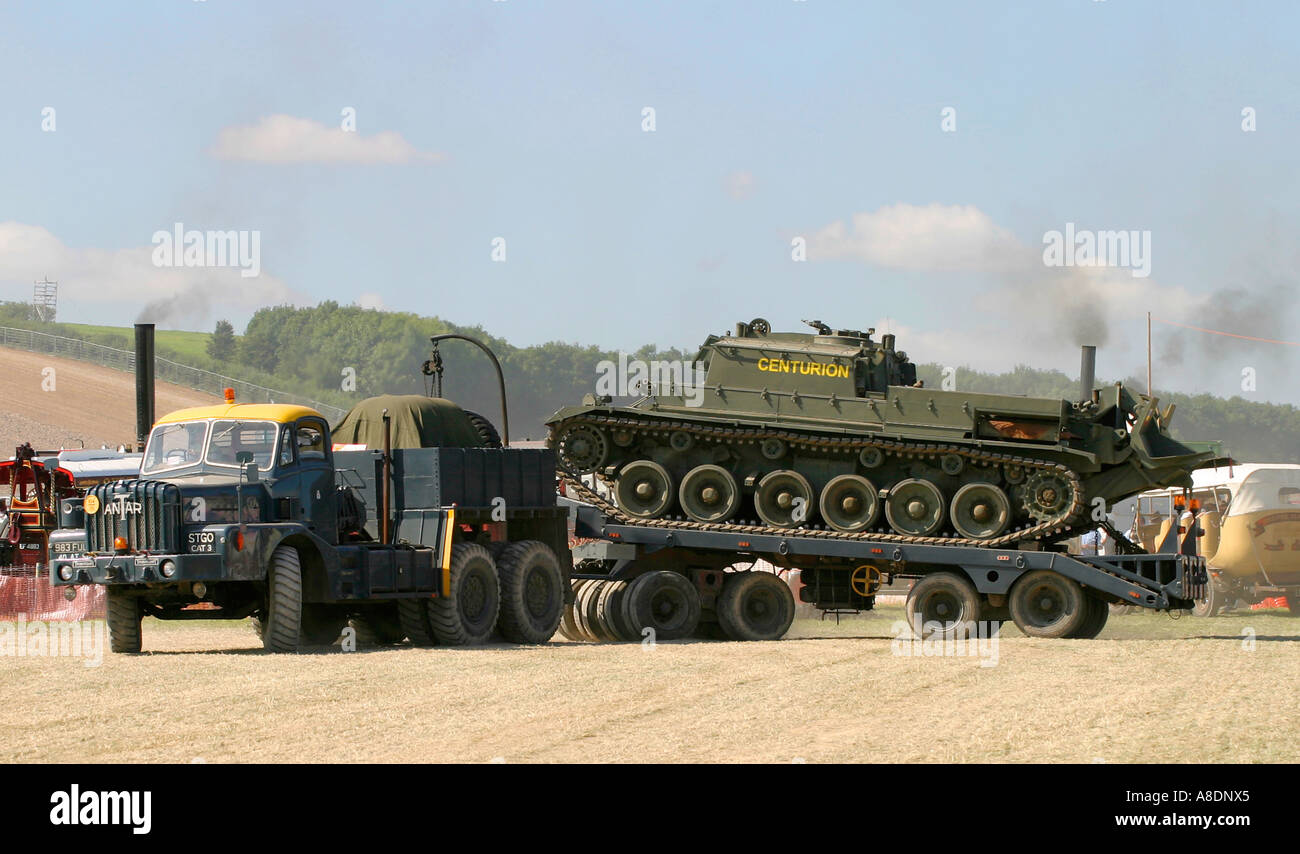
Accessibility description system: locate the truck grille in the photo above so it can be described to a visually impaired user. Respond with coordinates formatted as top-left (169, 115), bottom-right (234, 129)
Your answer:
top-left (85, 480), bottom-right (183, 555)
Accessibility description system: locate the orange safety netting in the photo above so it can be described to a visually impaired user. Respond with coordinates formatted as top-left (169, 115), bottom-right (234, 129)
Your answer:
top-left (0, 570), bottom-right (105, 621)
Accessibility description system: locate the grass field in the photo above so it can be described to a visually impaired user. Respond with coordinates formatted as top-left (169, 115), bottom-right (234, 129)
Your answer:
top-left (60, 323), bottom-right (216, 363)
top-left (4, 606), bottom-right (1297, 764)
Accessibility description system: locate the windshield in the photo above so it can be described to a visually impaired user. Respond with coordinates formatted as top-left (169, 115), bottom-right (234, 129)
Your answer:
top-left (205, 420), bottom-right (279, 470)
top-left (142, 422), bottom-right (211, 474)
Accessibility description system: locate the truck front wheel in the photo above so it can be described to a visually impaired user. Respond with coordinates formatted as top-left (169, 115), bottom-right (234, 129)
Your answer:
top-left (428, 543), bottom-right (499, 645)
top-left (106, 590), bottom-right (142, 654)
top-left (262, 545), bottom-right (304, 653)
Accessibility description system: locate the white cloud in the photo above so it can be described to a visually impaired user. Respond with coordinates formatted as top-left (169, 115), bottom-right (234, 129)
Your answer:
top-left (210, 114), bottom-right (444, 164)
top-left (809, 202), bottom-right (1029, 272)
top-left (356, 292), bottom-right (386, 310)
top-left (0, 222), bottom-right (307, 327)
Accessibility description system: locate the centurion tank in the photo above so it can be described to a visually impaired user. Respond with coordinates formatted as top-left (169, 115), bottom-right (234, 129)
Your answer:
top-left (547, 318), bottom-right (1228, 548)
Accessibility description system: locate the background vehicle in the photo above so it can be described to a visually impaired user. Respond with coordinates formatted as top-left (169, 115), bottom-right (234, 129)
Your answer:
top-left (1131, 464), bottom-right (1300, 616)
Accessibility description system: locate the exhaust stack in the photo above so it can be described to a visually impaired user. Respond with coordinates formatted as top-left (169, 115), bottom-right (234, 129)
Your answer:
top-left (1079, 345), bottom-right (1096, 403)
top-left (134, 323), bottom-right (155, 451)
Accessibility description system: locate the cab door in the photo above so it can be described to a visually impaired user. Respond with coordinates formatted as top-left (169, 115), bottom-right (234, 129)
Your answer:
top-left (295, 417), bottom-right (338, 544)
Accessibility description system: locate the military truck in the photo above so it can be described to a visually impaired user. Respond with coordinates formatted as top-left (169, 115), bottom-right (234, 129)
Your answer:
top-left (49, 391), bottom-right (571, 653)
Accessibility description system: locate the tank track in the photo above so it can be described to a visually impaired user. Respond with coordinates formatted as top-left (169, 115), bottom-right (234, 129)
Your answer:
top-left (552, 413), bottom-right (1086, 549)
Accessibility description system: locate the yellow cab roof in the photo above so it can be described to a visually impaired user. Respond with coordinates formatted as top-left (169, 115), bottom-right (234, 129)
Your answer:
top-left (155, 402), bottom-right (323, 426)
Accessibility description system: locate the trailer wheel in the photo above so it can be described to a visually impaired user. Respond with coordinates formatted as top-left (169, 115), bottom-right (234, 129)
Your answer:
top-left (558, 583), bottom-right (583, 641)
top-left (398, 600), bottom-right (437, 646)
top-left (598, 580), bottom-right (636, 642)
top-left (905, 572), bottom-right (980, 640)
top-left (1008, 570), bottom-right (1088, 639)
top-left (570, 580), bottom-right (598, 641)
top-left (1192, 578), bottom-right (1225, 618)
top-left (496, 540), bottom-right (564, 644)
top-left (429, 543), bottom-right (499, 645)
top-left (262, 545), bottom-right (305, 653)
top-left (582, 579), bottom-right (617, 642)
top-left (1067, 595), bottom-right (1109, 639)
top-left (349, 606), bottom-right (406, 645)
top-left (716, 571), bottom-right (796, 641)
top-left (622, 571), bottom-right (701, 641)
top-left (106, 590), bottom-right (142, 654)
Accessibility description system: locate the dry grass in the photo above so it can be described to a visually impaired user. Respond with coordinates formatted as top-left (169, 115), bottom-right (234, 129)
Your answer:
top-left (3, 606), bottom-right (1297, 764)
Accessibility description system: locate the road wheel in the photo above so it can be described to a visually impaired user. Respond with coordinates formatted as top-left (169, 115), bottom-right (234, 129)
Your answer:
top-left (106, 590), bottom-right (142, 654)
top-left (1009, 570), bottom-right (1089, 639)
top-left (885, 479), bottom-right (947, 537)
top-left (349, 606), bottom-right (406, 645)
top-left (263, 545), bottom-right (305, 653)
top-left (496, 540), bottom-right (564, 644)
top-left (429, 543), bottom-right (500, 645)
top-left (622, 571), bottom-right (701, 641)
top-left (716, 571), bottom-right (796, 641)
top-left (1068, 595), bottom-right (1109, 639)
top-left (1192, 578), bottom-right (1225, 618)
top-left (905, 572), bottom-right (980, 639)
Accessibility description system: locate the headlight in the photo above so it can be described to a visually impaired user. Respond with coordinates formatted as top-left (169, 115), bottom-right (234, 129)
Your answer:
top-left (160, 560), bottom-right (177, 578)
top-left (57, 564), bottom-right (73, 581)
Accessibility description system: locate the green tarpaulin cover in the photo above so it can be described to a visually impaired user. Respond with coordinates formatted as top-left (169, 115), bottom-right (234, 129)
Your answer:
top-left (331, 395), bottom-right (484, 449)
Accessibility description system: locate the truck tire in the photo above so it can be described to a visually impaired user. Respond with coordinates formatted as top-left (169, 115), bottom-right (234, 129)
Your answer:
top-left (398, 600), bottom-right (436, 647)
top-left (1009, 570), bottom-right (1089, 639)
top-left (496, 540), bottom-right (564, 644)
top-left (905, 572), bottom-right (980, 640)
top-left (464, 410), bottom-right (502, 448)
top-left (1067, 594), bottom-right (1109, 639)
top-left (622, 571), bottom-right (700, 641)
top-left (1192, 579), bottom-right (1225, 617)
top-left (429, 543), bottom-right (499, 645)
top-left (350, 606), bottom-right (406, 645)
top-left (106, 590), bottom-right (143, 654)
top-left (263, 545), bottom-right (305, 653)
top-left (716, 571), bottom-right (796, 641)
top-left (570, 580), bottom-right (597, 641)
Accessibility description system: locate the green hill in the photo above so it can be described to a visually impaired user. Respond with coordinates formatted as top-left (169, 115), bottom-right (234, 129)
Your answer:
top-left (1, 301), bottom-right (1295, 461)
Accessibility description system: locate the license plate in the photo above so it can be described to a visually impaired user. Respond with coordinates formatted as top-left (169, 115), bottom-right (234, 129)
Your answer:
top-left (187, 531), bottom-right (216, 553)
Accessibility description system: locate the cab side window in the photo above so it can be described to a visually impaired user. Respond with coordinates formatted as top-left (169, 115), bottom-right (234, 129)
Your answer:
top-left (297, 421), bottom-right (327, 461)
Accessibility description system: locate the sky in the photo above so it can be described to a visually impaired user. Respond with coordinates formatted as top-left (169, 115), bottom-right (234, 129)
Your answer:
top-left (2, 1), bottom-right (1298, 404)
